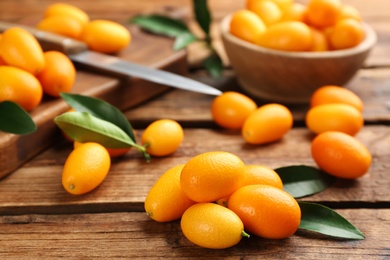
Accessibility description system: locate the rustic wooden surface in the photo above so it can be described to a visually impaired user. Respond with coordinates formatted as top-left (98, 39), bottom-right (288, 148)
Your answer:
top-left (0, 0), bottom-right (389, 259)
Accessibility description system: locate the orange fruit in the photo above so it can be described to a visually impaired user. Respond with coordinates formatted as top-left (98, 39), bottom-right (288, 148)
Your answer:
top-left (328, 18), bottom-right (365, 50)
top-left (242, 164), bottom-right (283, 189)
top-left (62, 142), bottom-right (111, 195)
top-left (181, 203), bottom-right (248, 249)
top-left (271, 0), bottom-right (293, 11)
top-left (180, 151), bottom-right (246, 202)
top-left (211, 91), bottom-right (257, 130)
top-left (104, 147), bottom-right (131, 158)
top-left (0, 66), bottom-right (43, 111)
top-left (310, 85), bottom-right (363, 112)
top-left (246, 0), bottom-right (283, 26)
top-left (311, 131), bottom-right (372, 178)
top-left (0, 56), bottom-right (6, 66)
top-left (217, 164), bottom-right (283, 207)
top-left (141, 119), bottom-right (184, 157)
top-left (144, 164), bottom-right (196, 222)
top-left (280, 2), bottom-right (307, 23)
top-left (305, 103), bottom-right (363, 136)
top-left (0, 34), bottom-right (7, 66)
top-left (80, 20), bottom-right (131, 53)
top-left (309, 27), bottom-right (329, 51)
top-left (257, 21), bottom-right (313, 51)
top-left (228, 184), bottom-right (301, 239)
top-left (0, 27), bottom-right (45, 75)
top-left (338, 4), bottom-right (362, 22)
top-left (306, 0), bottom-right (342, 29)
top-left (36, 51), bottom-right (76, 97)
top-left (44, 3), bottom-right (89, 26)
top-left (229, 9), bottom-right (267, 44)
top-left (37, 16), bottom-right (84, 39)
top-left (73, 141), bottom-right (83, 148)
top-left (74, 141), bottom-right (130, 158)
top-left (242, 103), bottom-right (293, 144)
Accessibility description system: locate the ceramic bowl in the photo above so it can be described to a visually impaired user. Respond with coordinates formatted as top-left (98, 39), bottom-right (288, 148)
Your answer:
top-left (220, 14), bottom-right (377, 104)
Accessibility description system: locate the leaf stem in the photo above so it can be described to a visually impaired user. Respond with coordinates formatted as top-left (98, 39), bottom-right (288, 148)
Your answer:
top-left (132, 143), bottom-right (151, 162)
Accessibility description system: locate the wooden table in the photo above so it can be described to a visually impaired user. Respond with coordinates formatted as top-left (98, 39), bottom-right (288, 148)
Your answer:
top-left (0, 0), bottom-right (389, 258)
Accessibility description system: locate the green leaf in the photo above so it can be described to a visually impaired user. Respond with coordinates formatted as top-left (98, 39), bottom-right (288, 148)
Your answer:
top-left (130, 15), bottom-right (190, 38)
top-left (204, 54), bottom-right (223, 79)
top-left (173, 31), bottom-right (198, 50)
top-left (0, 101), bottom-right (36, 135)
top-left (193, 0), bottom-right (211, 37)
top-left (60, 93), bottom-right (136, 142)
top-left (275, 165), bottom-right (335, 198)
top-left (54, 111), bottom-right (135, 149)
top-left (299, 202), bottom-right (365, 240)
top-left (55, 111), bottom-right (150, 161)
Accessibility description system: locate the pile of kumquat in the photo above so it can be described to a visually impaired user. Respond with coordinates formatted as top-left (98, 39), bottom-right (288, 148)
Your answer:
top-left (37, 3), bottom-right (131, 53)
top-left (230, 0), bottom-right (365, 52)
top-left (145, 151), bottom-right (300, 249)
top-left (0, 27), bottom-right (76, 111)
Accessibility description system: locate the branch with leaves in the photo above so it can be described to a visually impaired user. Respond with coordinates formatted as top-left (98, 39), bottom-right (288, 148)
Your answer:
top-left (55, 93), bottom-right (150, 161)
top-left (276, 165), bottom-right (364, 240)
top-left (130, 0), bottom-right (223, 78)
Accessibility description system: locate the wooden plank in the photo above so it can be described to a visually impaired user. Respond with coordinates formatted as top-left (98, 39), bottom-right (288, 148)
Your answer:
top-left (0, 126), bottom-right (388, 215)
top-left (124, 68), bottom-right (390, 125)
top-left (0, 209), bottom-right (388, 258)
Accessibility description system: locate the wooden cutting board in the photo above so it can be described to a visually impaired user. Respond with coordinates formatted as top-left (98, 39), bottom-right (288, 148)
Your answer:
top-left (0, 20), bottom-right (188, 179)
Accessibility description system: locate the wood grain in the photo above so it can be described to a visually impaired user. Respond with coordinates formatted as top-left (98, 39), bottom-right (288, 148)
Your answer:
top-left (124, 68), bottom-right (390, 125)
top-left (0, 126), bottom-right (388, 215)
top-left (0, 210), bottom-right (388, 259)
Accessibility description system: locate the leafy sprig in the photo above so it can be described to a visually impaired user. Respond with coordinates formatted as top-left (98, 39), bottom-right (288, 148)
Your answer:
top-left (275, 165), bottom-right (364, 240)
top-left (54, 93), bottom-right (150, 161)
top-left (130, 0), bottom-right (223, 78)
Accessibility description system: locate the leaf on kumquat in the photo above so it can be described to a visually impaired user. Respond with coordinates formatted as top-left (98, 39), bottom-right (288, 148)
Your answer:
top-left (298, 202), bottom-right (365, 240)
top-left (54, 111), bottom-right (149, 161)
top-left (275, 165), bottom-right (335, 198)
top-left (60, 93), bottom-right (136, 142)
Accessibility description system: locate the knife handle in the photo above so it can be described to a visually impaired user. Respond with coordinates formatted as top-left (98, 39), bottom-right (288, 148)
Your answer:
top-left (0, 21), bottom-right (88, 55)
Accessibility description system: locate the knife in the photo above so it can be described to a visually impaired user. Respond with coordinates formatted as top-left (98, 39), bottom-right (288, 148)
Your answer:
top-left (0, 22), bottom-right (222, 96)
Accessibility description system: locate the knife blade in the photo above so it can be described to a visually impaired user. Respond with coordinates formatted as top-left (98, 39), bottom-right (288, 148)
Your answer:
top-left (0, 22), bottom-right (222, 96)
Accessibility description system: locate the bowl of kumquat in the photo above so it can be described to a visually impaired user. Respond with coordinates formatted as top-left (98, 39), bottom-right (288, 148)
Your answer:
top-left (220, 0), bottom-right (377, 104)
